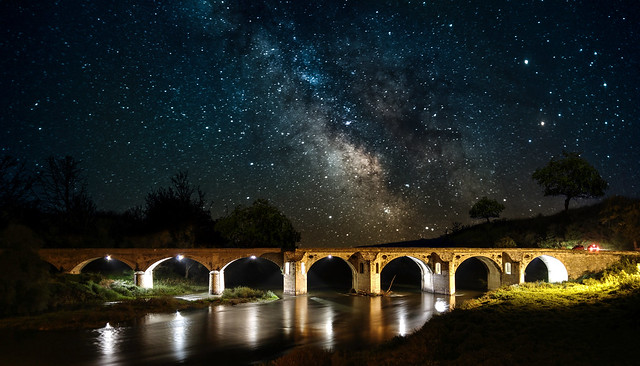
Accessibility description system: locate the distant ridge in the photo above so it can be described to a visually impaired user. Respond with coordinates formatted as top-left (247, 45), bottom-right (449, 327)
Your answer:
top-left (359, 237), bottom-right (454, 248)
top-left (359, 196), bottom-right (640, 251)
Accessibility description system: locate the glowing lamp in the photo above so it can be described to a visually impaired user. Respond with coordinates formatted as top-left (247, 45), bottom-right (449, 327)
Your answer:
top-left (250, 255), bottom-right (257, 260)
top-left (177, 254), bottom-right (184, 261)
top-left (105, 255), bottom-right (112, 261)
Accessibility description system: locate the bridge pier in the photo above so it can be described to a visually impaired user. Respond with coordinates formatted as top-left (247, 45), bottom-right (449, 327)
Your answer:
top-left (353, 260), bottom-right (381, 295)
top-left (430, 261), bottom-right (455, 295)
top-left (500, 254), bottom-right (524, 287)
top-left (283, 261), bottom-right (307, 295)
top-left (209, 270), bottom-right (224, 295)
top-left (134, 271), bottom-right (153, 289)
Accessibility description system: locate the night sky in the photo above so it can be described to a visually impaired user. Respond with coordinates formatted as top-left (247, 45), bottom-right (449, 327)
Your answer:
top-left (1, 1), bottom-right (638, 247)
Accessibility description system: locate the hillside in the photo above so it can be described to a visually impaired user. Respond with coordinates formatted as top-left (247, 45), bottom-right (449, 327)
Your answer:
top-left (375, 196), bottom-right (639, 251)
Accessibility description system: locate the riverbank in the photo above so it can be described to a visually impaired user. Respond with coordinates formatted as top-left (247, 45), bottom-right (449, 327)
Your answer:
top-left (268, 256), bottom-right (640, 365)
top-left (0, 271), bottom-right (279, 331)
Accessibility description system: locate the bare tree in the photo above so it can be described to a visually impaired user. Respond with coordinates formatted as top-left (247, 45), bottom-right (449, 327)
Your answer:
top-left (37, 155), bottom-right (95, 220)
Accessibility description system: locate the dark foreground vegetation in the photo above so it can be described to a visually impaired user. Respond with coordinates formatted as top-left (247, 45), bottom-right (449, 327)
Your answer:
top-left (268, 256), bottom-right (640, 365)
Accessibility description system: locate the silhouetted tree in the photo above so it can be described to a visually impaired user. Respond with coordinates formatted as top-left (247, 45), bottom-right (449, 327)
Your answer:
top-left (144, 171), bottom-right (214, 246)
top-left (532, 151), bottom-right (608, 211)
top-left (469, 196), bottom-right (505, 223)
top-left (37, 156), bottom-right (96, 226)
top-left (215, 199), bottom-right (300, 250)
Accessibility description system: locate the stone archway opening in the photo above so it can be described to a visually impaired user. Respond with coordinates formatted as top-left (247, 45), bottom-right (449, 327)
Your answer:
top-left (308, 256), bottom-right (353, 293)
top-left (153, 256), bottom-right (209, 287)
top-left (525, 255), bottom-right (568, 283)
top-left (222, 256), bottom-right (282, 291)
top-left (381, 256), bottom-right (429, 293)
top-left (455, 256), bottom-right (501, 292)
top-left (81, 257), bottom-right (133, 278)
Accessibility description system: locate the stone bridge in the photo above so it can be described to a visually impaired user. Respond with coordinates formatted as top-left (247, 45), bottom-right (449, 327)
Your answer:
top-left (38, 247), bottom-right (639, 296)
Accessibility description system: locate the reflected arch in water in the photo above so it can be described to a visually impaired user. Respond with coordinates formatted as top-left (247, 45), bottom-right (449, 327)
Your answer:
top-left (221, 256), bottom-right (283, 290)
top-left (307, 256), bottom-right (355, 292)
top-left (380, 256), bottom-right (433, 293)
top-left (525, 255), bottom-right (568, 283)
top-left (455, 256), bottom-right (501, 292)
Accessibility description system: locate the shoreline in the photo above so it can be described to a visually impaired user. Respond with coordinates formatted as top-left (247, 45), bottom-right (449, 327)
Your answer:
top-left (0, 291), bottom-right (279, 331)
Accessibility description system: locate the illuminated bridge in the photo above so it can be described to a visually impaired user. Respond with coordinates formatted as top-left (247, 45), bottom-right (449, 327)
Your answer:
top-left (39, 247), bottom-right (639, 296)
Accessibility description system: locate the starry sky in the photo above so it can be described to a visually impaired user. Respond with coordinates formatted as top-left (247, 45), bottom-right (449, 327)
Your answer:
top-left (1, 1), bottom-right (639, 247)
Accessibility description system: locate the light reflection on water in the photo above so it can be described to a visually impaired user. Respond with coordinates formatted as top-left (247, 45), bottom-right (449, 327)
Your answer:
top-left (95, 322), bottom-right (118, 365)
top-left (172, 311), bottom-right (186, 360)
top-left (2, 292), bottom-right (458, 366)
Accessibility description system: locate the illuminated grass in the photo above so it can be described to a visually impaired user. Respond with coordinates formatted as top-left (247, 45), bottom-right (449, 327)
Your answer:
top-left (221, 287), bottom-right (279, 302)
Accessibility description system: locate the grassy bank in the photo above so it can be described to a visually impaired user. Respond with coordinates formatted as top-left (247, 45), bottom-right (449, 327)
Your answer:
top-left (269, 257), bottom-right (640, 365)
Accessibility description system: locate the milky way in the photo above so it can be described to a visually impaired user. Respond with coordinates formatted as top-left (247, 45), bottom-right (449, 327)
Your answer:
top-left (1, 1), bottom-right (638, 246)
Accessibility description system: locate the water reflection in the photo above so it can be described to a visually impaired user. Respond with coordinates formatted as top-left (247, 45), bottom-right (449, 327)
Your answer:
top-left (95, 322), bottom-right (118, 363)
top-left (172, 311), bottom-right (186, 360)
top-left (2, 292), bottom-right (466, 366)
top-left (245, 304), bottom-right (259, 348)
top-left (369, 296), bottom-right (384, 342)
top-left (435, 297), bottom-right (450, 312)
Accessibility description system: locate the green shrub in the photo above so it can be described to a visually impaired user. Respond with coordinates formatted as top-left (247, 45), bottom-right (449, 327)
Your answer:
top-left (221, 286), bottom-right (278, 300)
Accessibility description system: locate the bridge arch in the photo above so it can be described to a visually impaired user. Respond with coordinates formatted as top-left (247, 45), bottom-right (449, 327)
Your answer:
top-left (307, 255), bottom-right (356, 292)
top-left (380, 256), bottom-right (434, 293)
top-left (455, 256), bottom-right (501, 292)
top-left (134, 254), bottom-right (211, 289)
top-left (67, 255), bottom-right (136, 275)
top-left (525, 255), bottom-right (568, 283)
top-left (219, 255), bottom-right (283, 290)
top-left (220, 255), bottom-right (282, 273)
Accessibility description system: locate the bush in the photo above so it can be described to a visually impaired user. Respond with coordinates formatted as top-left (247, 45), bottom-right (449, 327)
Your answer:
top-left (494, 236), bottom-right (516, 248)
top-left (221, 287), bottom-right (278, 300)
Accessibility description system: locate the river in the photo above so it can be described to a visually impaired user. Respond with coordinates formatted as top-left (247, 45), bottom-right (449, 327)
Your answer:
top-left (1, 291), bottom-right (468, 365)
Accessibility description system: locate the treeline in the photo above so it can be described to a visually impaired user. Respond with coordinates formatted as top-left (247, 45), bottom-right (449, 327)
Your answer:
top-left (0, 155), bottom-right (300, 250)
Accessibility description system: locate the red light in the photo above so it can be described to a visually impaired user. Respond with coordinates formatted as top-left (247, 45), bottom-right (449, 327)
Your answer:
top-left (587, 244), bottom-right (600, 252)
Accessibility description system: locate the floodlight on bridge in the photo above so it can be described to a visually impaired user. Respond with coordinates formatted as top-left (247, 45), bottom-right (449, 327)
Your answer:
top-left (327, 255), bottom-right (333, 259)
top-left (105, 255), bottom-right (112, 261)
top-left (177, 254), bottom-right (184, 261)
top-left (250, 255), bottom-right (257, 260)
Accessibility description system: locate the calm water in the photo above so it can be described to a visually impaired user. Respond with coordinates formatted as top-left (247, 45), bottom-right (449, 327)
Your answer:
top-left (1, 292), bottom-right (464, 366)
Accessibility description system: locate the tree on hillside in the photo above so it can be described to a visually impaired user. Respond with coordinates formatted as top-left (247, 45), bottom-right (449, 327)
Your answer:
top-left (532, 151), bottom-right (608, 211)
top-left (37, 155), bottom-right (96, 223)
top-left (215, 199), bottom-right (300, 250)
top-left (469, 196), bottom-right (505, 223)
